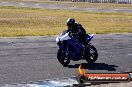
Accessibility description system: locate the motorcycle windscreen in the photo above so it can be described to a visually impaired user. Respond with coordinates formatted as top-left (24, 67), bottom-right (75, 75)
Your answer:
top-left (59, 32), bottom-right (71, 41)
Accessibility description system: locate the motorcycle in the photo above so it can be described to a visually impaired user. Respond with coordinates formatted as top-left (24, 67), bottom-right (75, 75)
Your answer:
top-left (56, 30), bottom-right (98, 66)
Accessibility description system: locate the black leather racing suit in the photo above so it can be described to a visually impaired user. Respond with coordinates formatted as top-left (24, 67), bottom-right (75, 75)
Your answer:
top-left (67, 22), bottom-right (87, 45)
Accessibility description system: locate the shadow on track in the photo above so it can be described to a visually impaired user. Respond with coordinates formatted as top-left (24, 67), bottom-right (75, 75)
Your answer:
top-left (68, 63), bottom-right (118, 71)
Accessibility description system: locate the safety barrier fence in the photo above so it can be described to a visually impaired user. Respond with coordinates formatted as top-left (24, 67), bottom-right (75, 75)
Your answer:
top-left (52, 0), bottom-right (132, 4)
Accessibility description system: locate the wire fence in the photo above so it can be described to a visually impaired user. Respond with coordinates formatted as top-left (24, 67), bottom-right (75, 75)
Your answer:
top-left (53, 0), bottom-right (132, 4)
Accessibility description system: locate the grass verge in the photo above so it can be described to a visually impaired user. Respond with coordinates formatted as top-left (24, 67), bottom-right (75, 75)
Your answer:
top-left (0, 6), bottom-right (132, 37)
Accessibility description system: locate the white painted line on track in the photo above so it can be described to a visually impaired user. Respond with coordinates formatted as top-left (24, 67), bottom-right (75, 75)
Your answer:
top-left (19, 3), bottom-right (24, 6)
top-left (2, 76), bottom-right (78, 87)
top-left (35, 3), bottom-right (39, 6)
top-left (1, 2), bottom-right (8, 4)
top-left (128, 54), bottom-right (132, 56)
top-left (100, 51), bottom-right (108, 53)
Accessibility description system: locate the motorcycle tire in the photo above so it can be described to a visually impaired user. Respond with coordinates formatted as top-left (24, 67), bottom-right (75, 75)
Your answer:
top-left (57, 49), bottom-right (70, 66)
top-left (85, 45), bottom-right (98, 64)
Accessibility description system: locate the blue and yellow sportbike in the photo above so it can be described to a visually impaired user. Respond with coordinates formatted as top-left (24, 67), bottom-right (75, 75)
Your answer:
top-left (56, 30), bottom-right (98, 66)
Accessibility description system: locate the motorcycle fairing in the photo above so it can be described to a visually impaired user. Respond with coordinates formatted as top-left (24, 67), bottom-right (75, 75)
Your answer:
top-left (66, 38), bottom-right (83, 61)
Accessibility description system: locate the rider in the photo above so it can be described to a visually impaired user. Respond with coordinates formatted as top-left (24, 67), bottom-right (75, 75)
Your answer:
top-left (66, 18), bottom-right (87, 45)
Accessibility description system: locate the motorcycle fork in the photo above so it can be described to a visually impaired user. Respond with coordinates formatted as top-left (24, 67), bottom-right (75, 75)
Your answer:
top-left (61, 43), bottom-right (71, 60)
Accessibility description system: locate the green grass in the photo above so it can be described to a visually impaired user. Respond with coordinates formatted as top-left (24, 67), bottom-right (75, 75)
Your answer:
top-left (0, 6), bottom-right (132, 37)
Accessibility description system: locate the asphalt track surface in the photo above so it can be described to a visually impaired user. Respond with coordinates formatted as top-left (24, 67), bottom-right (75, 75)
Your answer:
top-left (0, 34), bottom-right (132, 84)
top-left (0, 1), bottom-right (132, 85)
top-left (0, 1), bottom-right (132, 13)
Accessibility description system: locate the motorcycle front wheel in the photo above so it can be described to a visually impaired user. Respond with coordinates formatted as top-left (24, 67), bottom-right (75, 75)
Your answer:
top-left (85, 45), bottom-right (98, 64)
top-left (57, 49), bottom-right (70, 66)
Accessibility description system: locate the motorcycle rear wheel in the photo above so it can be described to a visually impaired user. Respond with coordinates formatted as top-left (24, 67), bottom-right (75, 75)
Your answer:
top-left (57, 49), bottom-right (70, 66)
top-left (85, 45), bottom-right (98, 64)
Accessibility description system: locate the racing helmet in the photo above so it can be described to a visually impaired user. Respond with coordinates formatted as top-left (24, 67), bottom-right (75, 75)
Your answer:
top-left (67, 18), bottom-right (75, 28)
